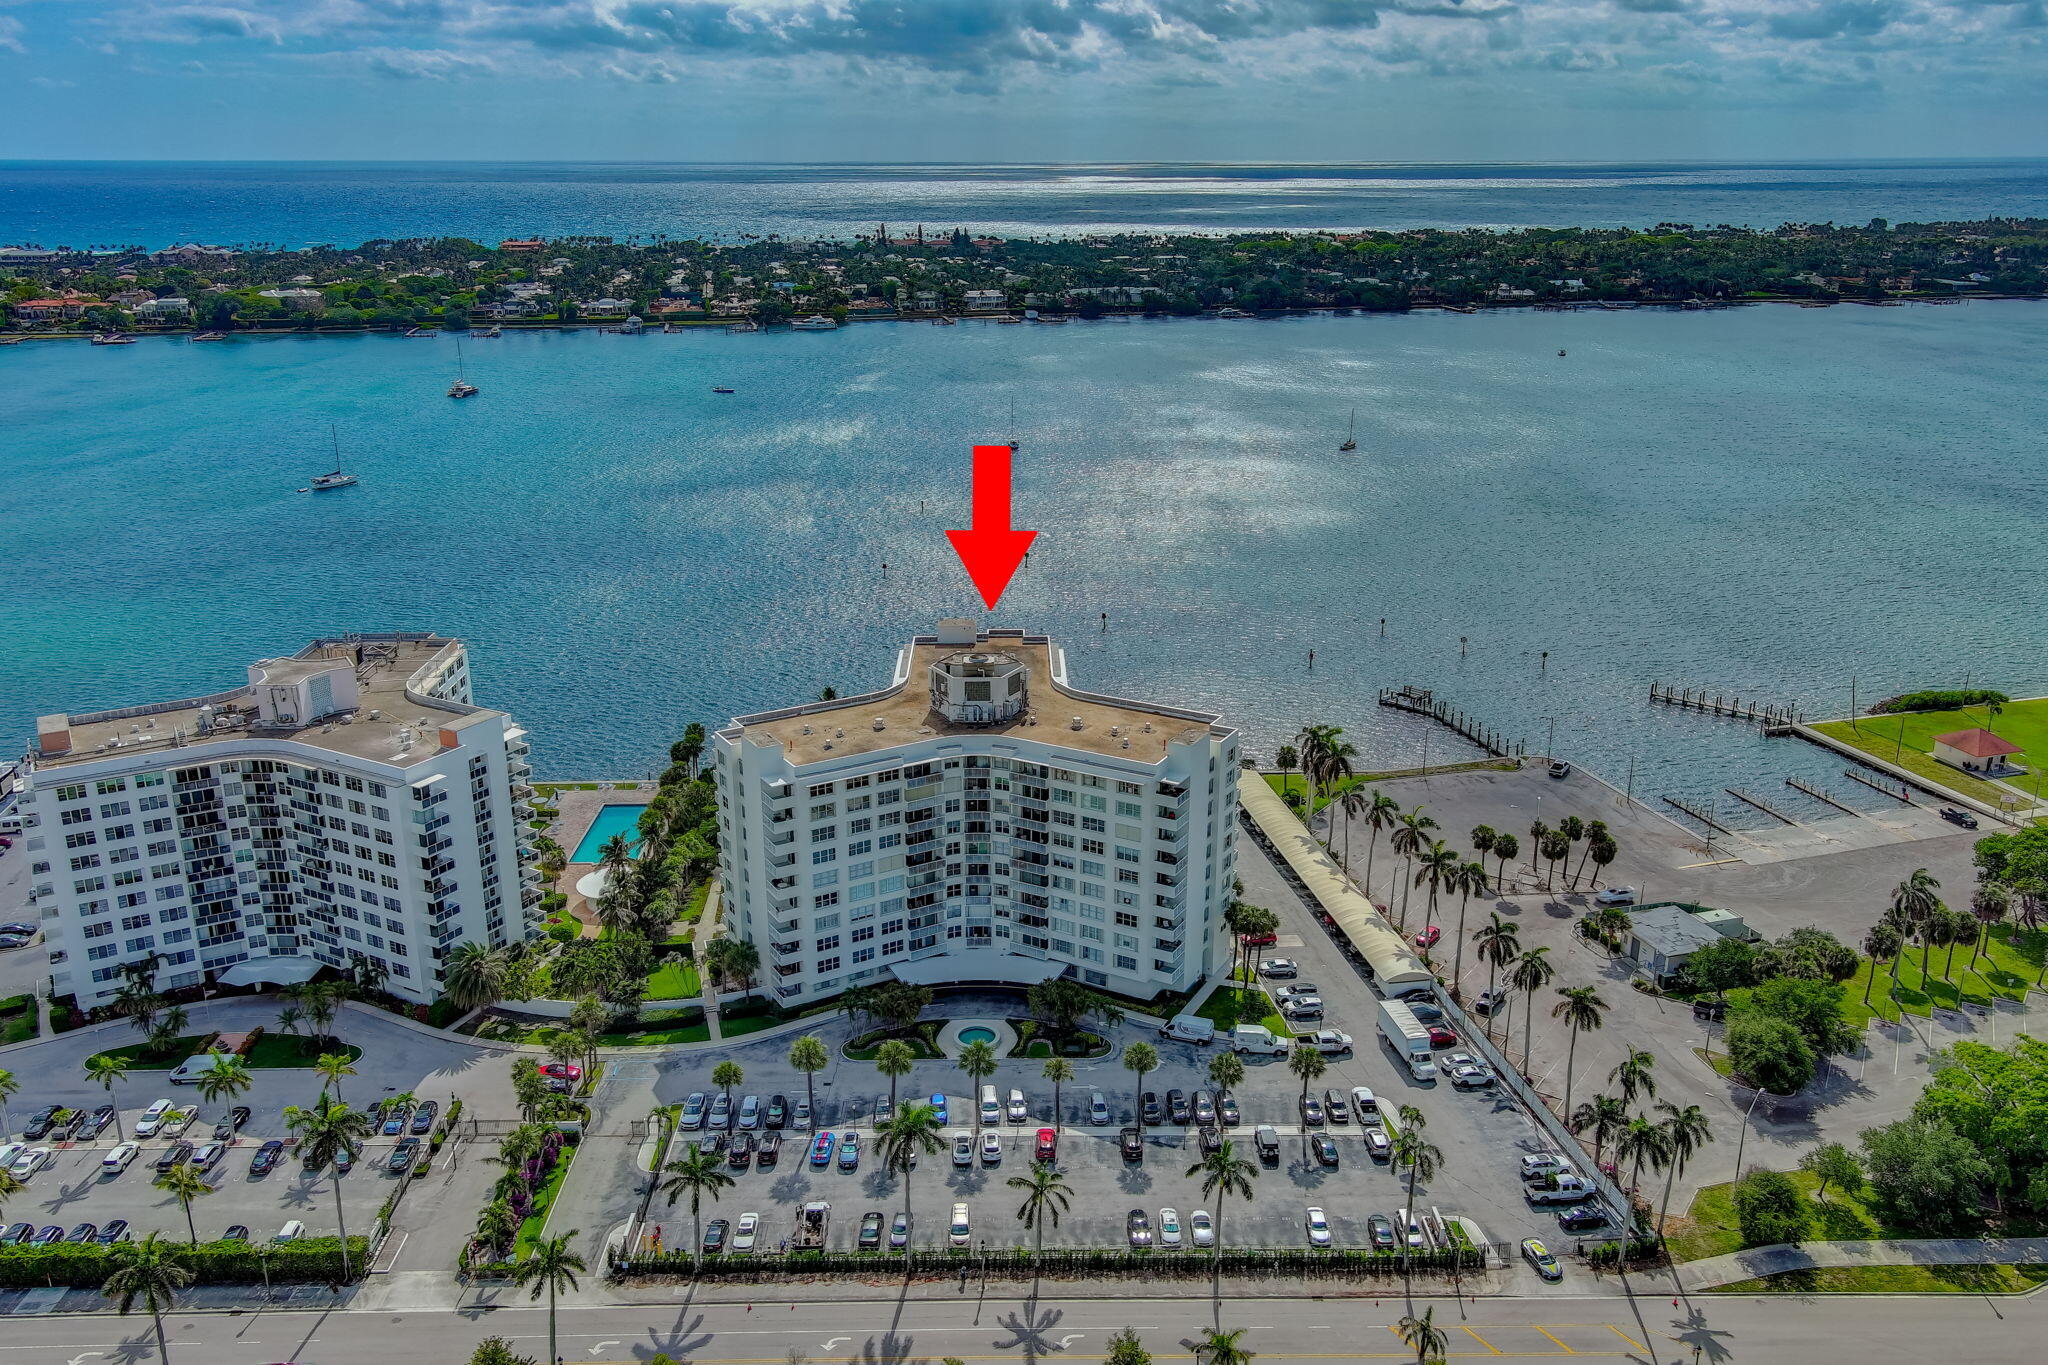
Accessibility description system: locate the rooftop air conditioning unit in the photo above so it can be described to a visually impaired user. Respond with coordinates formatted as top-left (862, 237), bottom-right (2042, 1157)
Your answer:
top-left (873, 718), bottom-right (886, 731)
top-left (1070, 716), bottom-right (1084, 730)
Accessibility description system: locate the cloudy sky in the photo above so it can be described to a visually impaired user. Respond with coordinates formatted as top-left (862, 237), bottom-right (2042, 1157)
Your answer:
top-left (3, 0), bottom-right (2044, 161)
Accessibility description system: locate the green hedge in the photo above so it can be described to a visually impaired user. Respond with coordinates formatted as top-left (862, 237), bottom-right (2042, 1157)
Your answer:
top-left (613, 1244), bottom-right (1479, 1279)
top-left (1870, 689), bottom-right (2008, 715)
top-left (0, 1236), bottom-right (369, 1287)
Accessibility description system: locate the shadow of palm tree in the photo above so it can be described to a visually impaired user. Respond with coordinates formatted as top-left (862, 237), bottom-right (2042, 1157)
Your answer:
top-left (1114, 1165), bottom-right (1153, 1194)
top-left (1671, 1304), bottom-right (1737, 1362)
top-left (993, 1302), bottom-right (1069, 1363)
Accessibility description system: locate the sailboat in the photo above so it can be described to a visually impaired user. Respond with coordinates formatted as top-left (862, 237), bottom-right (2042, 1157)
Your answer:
top-left (1339, 408), bottom-right (1357, 452)
top-left (1008, 398), bottom-right (1020, 452)
top-left (447, 339), bottom-right (478, 398)
top-left (310, 426), bottom-right (358, 490)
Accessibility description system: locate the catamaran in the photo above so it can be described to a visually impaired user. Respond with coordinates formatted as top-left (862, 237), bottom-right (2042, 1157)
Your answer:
top-left (447, 339), bottom-right (478, 398)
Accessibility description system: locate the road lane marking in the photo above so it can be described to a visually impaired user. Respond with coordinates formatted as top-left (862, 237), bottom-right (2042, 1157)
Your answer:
top-left (1605, 1324), bottom-right (1646, 1349)
top-left (1534, 1327), bottom-right (1576, 1353)
top-left (1462, 1324), bottom-right (1503, 1353)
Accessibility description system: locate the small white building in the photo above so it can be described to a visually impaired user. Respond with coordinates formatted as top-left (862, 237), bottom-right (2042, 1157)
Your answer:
top-left (964, 289), bottom-right (1007, 310)
top-left (1623, 904), bottom-right (1749, 981)
top-left (1931, 728), bottom-right (2024, 776)
top-left (136, 297), bottom-right (191, 319)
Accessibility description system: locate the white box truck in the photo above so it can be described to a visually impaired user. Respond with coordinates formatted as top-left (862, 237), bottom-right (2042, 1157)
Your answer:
top-left (1377, 999), bottom-right (1437, 1081)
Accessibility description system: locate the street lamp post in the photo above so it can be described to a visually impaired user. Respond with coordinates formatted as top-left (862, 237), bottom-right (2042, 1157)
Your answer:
top-left (1731, 1088), bottom-right (1766, 1178)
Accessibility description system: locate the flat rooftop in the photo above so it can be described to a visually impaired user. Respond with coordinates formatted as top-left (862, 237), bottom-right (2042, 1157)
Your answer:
top-left (36, 636), bottom-right (498, 771)
top-left (734, 630), bottom-right (1227, 767)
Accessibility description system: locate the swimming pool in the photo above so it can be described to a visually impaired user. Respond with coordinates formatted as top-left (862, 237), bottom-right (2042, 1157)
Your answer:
top-left (957, 1027), bottom-right (998, 1047)
top-left (571, 803), bottom-right (649, 863)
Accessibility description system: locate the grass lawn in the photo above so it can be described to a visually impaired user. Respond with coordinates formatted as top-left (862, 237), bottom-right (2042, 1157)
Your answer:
top-left (642, 960), bottom-right (702, 1001)
top-left (843, 1022), bottom-right (943, 1061)
top-left (720, 1011), bottom-right (784, 1038)
top-left (1665, 1169), bottom-right (1904, 1263)
top-left (599, 1014), bottom-right (710, 1046)
top-left (1195, 983), bottom-right (1288, 1036)
top-left (511, 1142), bottom-right (578, 1261)
top-left (92, 1034), bottom-right (362, 1070)
top-left (1812, 701), bottom-right (2048, 813)
top-left (1838, 922), bottom-right (2047, 1022)
top-left (0, 996), bottom-right (36, 1045)
top-left (1263, 763), bottom-right (1518, 814)
top-left (1710, 1263), bottom-right (2048, 1294)
top-left (678, 880), bottom-right (710, 927)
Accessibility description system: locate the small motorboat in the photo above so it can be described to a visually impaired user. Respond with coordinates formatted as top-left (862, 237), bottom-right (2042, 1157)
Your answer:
top-left (190, 331), bottom-right (227, 342)
top-left (476, 326), bottom-right (502, 338)
top-left (1558, 349), bottom-right (1567, 357)
top-left (712, 385), bottom-right (735, 394)
top-left (91, 333), bottom-right (137, 346)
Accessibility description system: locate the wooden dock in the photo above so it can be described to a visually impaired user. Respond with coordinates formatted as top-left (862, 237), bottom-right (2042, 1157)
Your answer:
top-left (1843, 767), bottom-right (1916, 805)
top-left (1662, 793), bottom-right (1734, 835)
top-left (1648, 682), bottom-right (1801, 729)
top-left (1787, 776), bottom-right (1862, 816)
top-left (1727, 787), bottom-right (1799, 826)
top-left (1377, 687), bottom-right (1524, 760)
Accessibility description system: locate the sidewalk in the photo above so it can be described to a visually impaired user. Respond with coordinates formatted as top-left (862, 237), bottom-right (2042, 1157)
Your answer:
top-left (1677, 1235), bottom-right (2048, 1290)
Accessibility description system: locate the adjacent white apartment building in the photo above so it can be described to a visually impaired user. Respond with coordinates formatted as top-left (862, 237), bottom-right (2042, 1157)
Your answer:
top-left (714, 621), bottom-right (1239, 1007)
top-left (20, 634), bottom-right (542, 1012)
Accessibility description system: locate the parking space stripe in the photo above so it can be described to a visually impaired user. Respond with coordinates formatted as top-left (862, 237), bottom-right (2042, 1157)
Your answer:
top-left (1534, 1327), bottom-right (1576, 1353)
top-left (1605, 1324), bottom-right (1646, 1350)
top-left (1462, 1324), bottom-right (1504, 1354)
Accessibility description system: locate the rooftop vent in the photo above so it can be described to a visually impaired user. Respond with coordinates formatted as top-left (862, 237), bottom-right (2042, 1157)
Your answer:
top-left (834, 729), bottom-right (845, 739)
top-left (1070, 716), bottom-right (1084, 730)
top-left (873, 718), bottom-right (886, 731)
top-left (1121, 739), bottom-right (1131, 749)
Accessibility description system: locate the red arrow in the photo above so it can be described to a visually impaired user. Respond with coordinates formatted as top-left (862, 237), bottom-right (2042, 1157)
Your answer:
top-left (946, 443), bottom-right (1037, 611)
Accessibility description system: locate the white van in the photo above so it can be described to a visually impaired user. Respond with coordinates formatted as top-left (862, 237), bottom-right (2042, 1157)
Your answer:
top-left (979, 1085), bottom-right (1001, 1125)
top-left (1230, 1024), bottom-right (1289, 1055)
top-left (169, 1050), bottom-right (235, 1085)
top-left (272, 1219), bottom-right (307, 1244)
top-left (1163, 1014), bottom-right (1216, 1045)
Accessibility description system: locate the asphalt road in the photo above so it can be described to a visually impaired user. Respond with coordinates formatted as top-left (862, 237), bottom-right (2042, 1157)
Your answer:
top-left (6, 1286), bottom-right (2035, 1363)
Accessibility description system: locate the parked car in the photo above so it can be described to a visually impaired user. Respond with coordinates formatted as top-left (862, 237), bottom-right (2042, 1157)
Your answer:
top-left (1254, 1125), bottom-right (1280, 1163)
top-left (96, 1219), bottom-right (131, 1245)
top-left (0, 1144), bottom-right (22, 1172)
top-left (1166, 1089), bottom-right (1190, 1124)
top-left (215, 1106), bottom-right (254, 1141)
top-left (250, 1140), bottom-right (285, 1175)
top-left (272, 1220), bottom-right (307, 1244)
top-left (1216, 1091), bottom-right (1240, 1126)
top-left (134, 1100), bottom-right (174, 1137)
top-left (979, 1132), bottom-right (1002, 1165)
top-left (1312, 1135), bottom-right (1340, 1167)
top-left (1522, 1237), bottom-right (1563, 1281)
top-left (890, 1211), bottom-right (911, 1249)
top-left (0, 1223), bottom-right (32, 1247)
top-left (66, 1223), bottom-right (98, 1244)
top-left (1280, 995), bottom-right (1325, 1020)
top-left (702, 1218), bottom-right (728, 1254)
top-left (1548, 760), bottom-right (1572, 778)
top-left (1427, 1024), bottom-right (1459, 1048)
top-left (1198, 1125), bottom-right (1222, 1155)
top-left (1190, 1209), bottom-right (1215, 1248)
top-left (190, 1141), bottom-right (225, 1171)
top-left (1089, 1091), bottom-right (1110, 1126)
top-left (20, 1106), bottom-right (60, 1140)
top-left (927, 1093), bottom-right (948, 1125)
top-left (1940, 806), bottom-right (1978, 829)
top-left (1446, 1053), bottom-right (1494, 1088)
top-left (858, 1211), bottom-right (884, 1250)
top-left (1364, 1128), bottom-right (1392, 1161)
top-left (1295, 1030), bottom-right (1353, 1054)
top-left (333, 1146), bottom-right (355, 1175)
top-left (1141, 1091), bottom-right (1163, 1125)
top-left (1322, 1088), bottom-right (1350, 1123)
top-left (765, 1094), bottom-right (788, 1129)
top-left (1126, 1208), bottom-right (1152, 1247)
top-left (838, 1132), bottom-right (860, 1171)
top-left (792, 1100), bottom-right (813, 1131)
top-left (1035, 1127), bottom-right (1057, 1164)
top-left (707, 1093), bottom-right (731, 1128)
top-left (1558, 1206), bottom-right (1612, 1233)
top-left (1404, 1000), bottom-right (1445, 1023)
top-left (1297, 1094), bottom-right (1325, 1126)
top-left (728, 1133), bottom-right (754, 1169)
top-left (409, 1101), bottom-right (438, 1136)
top-left (680, 1092), bottom-right (707, 1130)
top-left (31, 1225), bottom-right (66, 1247)
top-left (1413, 925), bottom-right (1442, 950)
top-left (757, 1132), bottom-right (781, 1168)
top-left (1472, 990), bottom-right (1506, 1016)
top-left (1350, 1087), bottom-right (1381, 1125)
top-left (1399, 1210), bottom-right (1426, 1249)
top-left (102, 1142), bottom-right (141, 1174)
top-left (1006, 1089), bottom-right (1028, 1123)
top-left (388, 1138), bottom-right (422, 1173)
top-left (1305, 1206), bottom-right (1332, 1247)
top-left (379, 1103), bottom-right (411, 1137)
top-left (809, 1131), bottom-right (836, 1167)
top-left (10, 1146), bottom-right (51, 1179)
top-left (1367, 1213), bottom-right (1396, 1250)
top-left (1274, 982), bottom-right (1319, 1001)
top-left (81, 1104), bottom-right (116, 1139)
top-left (737, 1095), bottom-right (761, 1130)
top-left (162, 1105), bottom-right (198, 1137)
top-left (1594, 885), bottom-right (1639, 906)
top-left (1158, 1207), bottom-right (1183, 1248)
top-left (731, 1211), bottom-right (760, 1254)
top-left (1191, 1090), bottom-right (1216, 1124)
top-left (1259, 958), bottom-right (1298, 978)
top-left (1239, 929), bottom-right (1278, 948)
top-left (950, 1202), bottom-right (971, 1247)
top-left (541, 1062), bottom-right (582, 1083)
top-left (1119, 1126), bottom-right (1143, 1161)
top-left (952, 1131), bottom-right (974, 1165)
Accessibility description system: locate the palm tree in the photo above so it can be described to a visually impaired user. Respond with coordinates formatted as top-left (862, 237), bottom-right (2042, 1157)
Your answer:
top-left (1287, 1045), bottom-right (1327, 1113)
top-left (1654, 1102), bottom-right (1714, 1238)
top-left (306, 1050), bottom-right (355, 1101)
top-left (1389, 807), bottom-right (1438, 928)
top-left (1197, 1326), bottom-right (1256, 1365)
top-left (1293, 723), bottom-right (1337, 830)
top-left (1275, 745), bottom-right (1298, 799)
top-left (1556, 816), bottom-right (1585, 888)
top-left (443, 940), bottom-right (508, 1012)
top-left (1862, 921), bottom-right (1903, 1007)
top-left (1208, 1050), bottom-right (1246, 1098)
top-left (1551, 986), bottom-right (1609, 1118)
top-left (0, 1168), bottom-right (22, 1213)
top-left (83, 1053), bottom-right (130, 1140)
top-left (710, 1060), bottom-right (744, 1133)
top-left (957, 1039), bottom-right (999, 1138)
top-left (1186, 1138), bottom-right (1258, 1299)
top-left (1526, 819), bottom-right (1550, 884)
top-left (1449, 859), bottom-right (1488, 988)
top-left (1472, 914), bottom-right (1519, 1038)
top-left (1540, 831), bottom-right (1571, 891)
top-left (875, 1039), bottom-right (917, 1112)
top-left (596, 831), bottom-right (635, 882)
top-left (1969, 882), bottom-right (2011, 971)
top-left (1470, 825), bottom-right (1498, 869)
top-left (1411, 839), bottom-right (1461, 943)
top-left (788, 1035), bottom-right (829, 1127)
top-left (152, 1163), bottom-right (215, 1246)
top-left (1891, 867), bottom-right (1944, 980)
top-left (1122, 1041), bottom-right (1158, 1137)
top-left (1041, 1057), bottom-right (1075, 1131)
top-left (1338, 786), bottom-right (1370, 874)
top-left (1587, 834), bottom-right (1618, 889)
top-left (101, 1232), bottom-right (194, 1365)
top-left (513, 1229), bottom-right (587, 1365)
top-left (1489, 832), bottom-right (1520, 894)
top-left (1571, 820), bottom-right (1608, 889)
top-left (660, 1145), bottom-right (734, 1266)
top-left (1397, 1307), bottom-right (1449, 1364)
top-left (1609, 1047), bottom-right (1657, 1108)
top-left (1613, 1115), bottom-right (1670, 1196)
top-left (283, 1095), bottom-right (373, 1279)
top-left (1508, 946), bottom-right (1555, 1072)
top-left (275, 1002), bottom-right (304, 1055)
top-left (1007, 1163), bottom-right (1073, 1254)
top-left (1392, 1121), bottom-right (1443, 1278)
top-left (876, 1102), bottom-right (945, 1246)
top-left (1571, 1094), bottom-right (1629, 1171)
top-left (1362, 792), bottom-right (1401, 899)
top-left (194, 1052), bottom-right (253, 1121)
top-left (0, 1068), bottom-right (17, 1137)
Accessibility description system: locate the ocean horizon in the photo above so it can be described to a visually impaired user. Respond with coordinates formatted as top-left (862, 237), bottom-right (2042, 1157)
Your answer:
top-left (7, 158), bottom-right (2048, 250)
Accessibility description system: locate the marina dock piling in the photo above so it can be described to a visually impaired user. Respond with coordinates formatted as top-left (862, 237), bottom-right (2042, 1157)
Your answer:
top-left (1377, 686), bottom-right (1524, 759)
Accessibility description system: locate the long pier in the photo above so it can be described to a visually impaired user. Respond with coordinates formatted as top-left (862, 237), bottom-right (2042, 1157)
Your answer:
top-left (1377, 687), bottom-right (1525, 759)
top-left (1662, 793), bottom-right (1734, 834)
top-left (1727, 787), bottom-right (1799, 826)
top-left (1648, 682), bottom-right (1801, 729)
top-left (1787, 776), bottom-right (1862, 816)
top-left (1843, 767), bottom-right (1916, 805)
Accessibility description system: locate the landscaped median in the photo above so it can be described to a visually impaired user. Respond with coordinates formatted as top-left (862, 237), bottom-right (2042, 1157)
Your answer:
top-left (608, 1244), bottom-right (1483, 1279)
top-left (0, 1236), bottom-right (367, 1287)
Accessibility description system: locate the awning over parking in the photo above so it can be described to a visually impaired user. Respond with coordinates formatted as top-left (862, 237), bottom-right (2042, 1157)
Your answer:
top-left (217, 955), bottom-right (322, 988)
top-left (1237, 776), bottom-right (1434, 987)
top-left (889, 952), bottom-right (1067, 988)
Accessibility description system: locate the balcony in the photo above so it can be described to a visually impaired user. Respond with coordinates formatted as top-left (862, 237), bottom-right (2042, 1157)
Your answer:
top-left (1154, 868), bottom-right (1184, 887)
top-left (769, 918), bottom-right (798, 937)
top-left (776, 983), bottom-right (805, 1000)
top-left (1156, 822), bottom-right (1188, 845)
top-left (768, 830), bottom-right (795, 847)
top-left (771, 940), bottom-right (800, 958)
top-left (1154, 938), bottom-right (1182, 953)
top-left (768, 852), bottom-right (796, 869)
top-left (773, 961), bottom-right (802, 978)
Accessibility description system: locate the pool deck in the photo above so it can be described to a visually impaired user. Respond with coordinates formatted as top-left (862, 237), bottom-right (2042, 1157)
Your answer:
top-left (545, 785), bottom-right (653, 939)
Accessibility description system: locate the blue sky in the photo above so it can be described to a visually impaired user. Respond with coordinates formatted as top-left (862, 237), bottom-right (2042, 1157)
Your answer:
top-left (3, 0), bottom-right (2044, 160)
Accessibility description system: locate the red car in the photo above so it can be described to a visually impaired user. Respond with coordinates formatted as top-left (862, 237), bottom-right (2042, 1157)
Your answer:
top-left (1427, 1025), bottom-right (1458, 1048)
top-left (1034, 1128), bottom-right (1057, 1164)
top-left (541, 1062), bottom-right (583, 1081)
top-left (1413, 925), bottom-right (1442, 950)
top-left (1239, 931), bottom-right (1278, 948)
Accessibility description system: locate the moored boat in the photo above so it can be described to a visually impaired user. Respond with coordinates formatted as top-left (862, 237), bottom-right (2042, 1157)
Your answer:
top-left (789, 315), bottom-right (839, 330)
top-left (91, 333), bottom-right (137, 345)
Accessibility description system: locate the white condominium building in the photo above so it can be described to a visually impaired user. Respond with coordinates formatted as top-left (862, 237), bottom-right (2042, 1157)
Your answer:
top-left (714, 620), bottom-right (1240, 1006)
top-left (21, 634), bottom-right (542, 1011)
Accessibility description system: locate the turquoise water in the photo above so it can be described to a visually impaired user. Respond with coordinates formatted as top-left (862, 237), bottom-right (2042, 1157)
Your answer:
top-left (6, 303), bottom-right (2047, 830)
top-left (571, 804), bottom-right (650, 863)
top-left (958, 1027), bottom-right (998, 1047)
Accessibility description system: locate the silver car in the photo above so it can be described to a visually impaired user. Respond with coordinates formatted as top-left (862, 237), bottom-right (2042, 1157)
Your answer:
top-left (1089, 1091), bottom-right (1110, 1125)
top-left (680, 1092), bottom-right (707, 1131)
top-left (737, 1095), bottom-right (762, 1130)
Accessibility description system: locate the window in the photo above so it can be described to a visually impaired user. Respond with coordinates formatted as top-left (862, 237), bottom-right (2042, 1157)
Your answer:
top-left (811, 824), bottom-right (837, 843)
top-left (808, 783), bottom-right (836, 798)
top-left (99, 801), bottom-right (131, 819)
top-left (812, 892), bottom-right (839, 908)
top-left (816, 955), bottom-right (840, 973)
top-left (96, 779), bottom-right (127, 795)
top-left (811, 848), bottom-right (836, 865)
top-left (65, 831), bottom-right (97, 849)
top-left (54, 784), bottom-right (87, 802)
top-left (1116, 955), bottom-right (1138, 972)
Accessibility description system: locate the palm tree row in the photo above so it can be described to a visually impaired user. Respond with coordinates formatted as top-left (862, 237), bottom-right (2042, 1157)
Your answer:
top-left (1566, 1048), bottom-right (1714, 1236)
